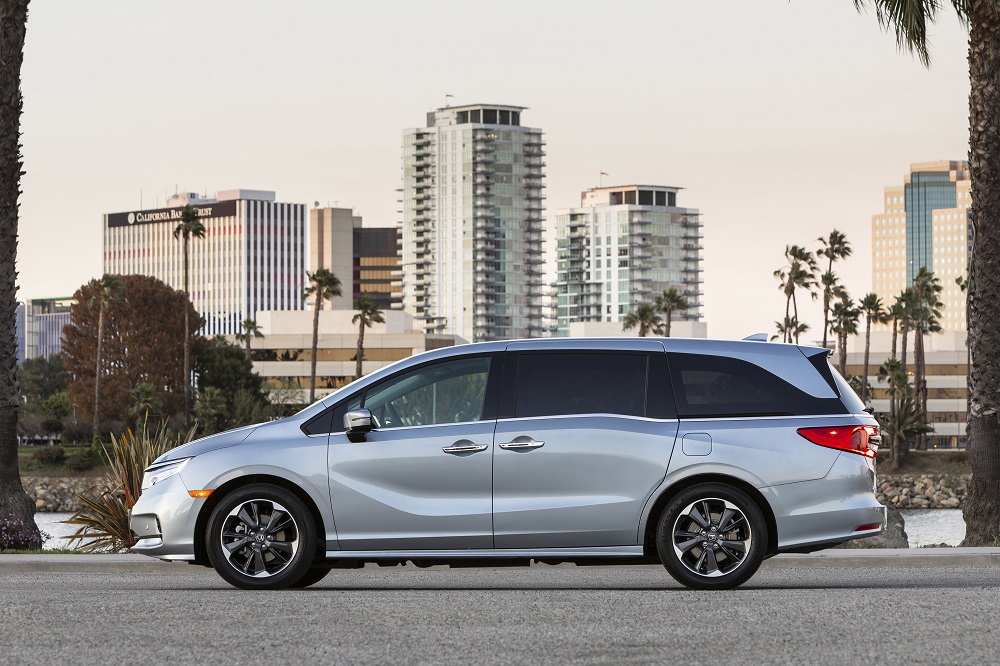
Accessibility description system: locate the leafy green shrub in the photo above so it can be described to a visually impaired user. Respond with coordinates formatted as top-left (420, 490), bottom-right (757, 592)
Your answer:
top-left (65, 421), bottom-right (196, 552)
top-left (33, 445), bottom-right (65, 464)
top-left (64, 454), bottom-right (92, 472)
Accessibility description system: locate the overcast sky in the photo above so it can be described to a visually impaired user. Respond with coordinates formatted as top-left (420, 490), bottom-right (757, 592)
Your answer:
top-left (15, 1), bottom-right (970, 341)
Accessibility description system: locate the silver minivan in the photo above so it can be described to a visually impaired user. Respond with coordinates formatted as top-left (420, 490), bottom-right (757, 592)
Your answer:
top-left (131, 337), bottom-right (885, 590)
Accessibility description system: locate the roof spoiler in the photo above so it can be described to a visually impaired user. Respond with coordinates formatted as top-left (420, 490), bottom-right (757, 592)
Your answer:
top-left (741, 333), bottom-right (768, 342)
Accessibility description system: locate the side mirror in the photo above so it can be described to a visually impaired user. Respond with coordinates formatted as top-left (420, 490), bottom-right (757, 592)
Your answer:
top-left (344, 409), bottom-right (373, 442)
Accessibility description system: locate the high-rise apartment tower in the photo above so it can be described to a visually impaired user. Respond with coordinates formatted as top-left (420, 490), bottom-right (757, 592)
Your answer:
top-left (400, 104), bottom-right (545, 342)
top-left (555, 185), bottom-right (703, 336)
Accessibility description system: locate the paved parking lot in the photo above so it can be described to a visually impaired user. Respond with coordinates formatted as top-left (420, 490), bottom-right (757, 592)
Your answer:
top-left (2, 562), bottom-right (998, 665)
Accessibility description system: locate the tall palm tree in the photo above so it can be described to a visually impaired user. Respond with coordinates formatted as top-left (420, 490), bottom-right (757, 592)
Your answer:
top-left (173, 205), bottom-right (205, 429)
top-left (87, 274), bottom-right (126, 434)
top-left (352, 294), bottom-right (385, 380)
top-left (858, 293), bottom-right (886, 403)
top-left (622, 304), bottom-right (663, 338)
top-left (0, 0), bottom-right (37, 538)
top-left (877, 357), bottom-right (908, 469)
top-left (817, 230), bottom-right (853, 348)
top-left (773, 245), bottom-right (818, 343)
top-left (771, 317), bottom-right (809, 343)
top-left (235, 318), bottom-right (264, 359)
top-left (911, 268), bottom-right (943, 429)
top-left (895, 289), bottom-right (915, 377)
top-left (851, 0), bottom-right (1000, 545)
top-left (303, 268), bottom-right (342, 402)
top-left (830, 295), bottom-right (860, 377)
top-left (654, 288), bottom-right (689, 337)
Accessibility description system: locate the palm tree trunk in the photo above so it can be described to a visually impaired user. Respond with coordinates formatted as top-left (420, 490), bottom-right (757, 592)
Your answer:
top-left (822, 257), bottom-right (833, 349)
top-left (784, 294), bottom-right (792, 343)
top-left (95, 306), bottom-right (104, 434)
top-left (309, 299), bottom-right (320, 403)
top-left (838, 329), bottom-right (847, 377)
top-left (355, 319), bottom-right (365, 380)
top-left (964, 0), bottom-right (1000, 546)
top-left (900, 323), bottom-right (909, 378)
top-left (861, 316), bottom-right (872, 403)
top-left (891, 317), bottom-right (898, 360)
top-left (183, 235), bottom-right (192, 429)
top-left (664, 307), bottom-right (672, 338)
top-left (0, 0), bottom-right (38, 537)
top-left (791, 291), bottom-right (799, 343)
top-left (244, 336), bottom-right (251, 359)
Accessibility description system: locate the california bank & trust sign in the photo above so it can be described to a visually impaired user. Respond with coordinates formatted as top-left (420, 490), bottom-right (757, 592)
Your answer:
top-left (106, 200), bottom-right (238, 228)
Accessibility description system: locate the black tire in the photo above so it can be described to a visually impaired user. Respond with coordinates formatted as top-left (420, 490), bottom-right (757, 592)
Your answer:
top-left (656, 482), bottom-right (768, 590)
top-left (290, 566), bottom-right (334, 588)
top-left (206, 483), bottom-right (318, 590)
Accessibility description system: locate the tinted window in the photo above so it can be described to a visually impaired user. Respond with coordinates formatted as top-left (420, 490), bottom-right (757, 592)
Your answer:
top-left (668, 353), bottom-right (847, 418)
top-left (514, 353), bottom-right (647, 418)
top-left (363, 356), bottom-right (491, 428)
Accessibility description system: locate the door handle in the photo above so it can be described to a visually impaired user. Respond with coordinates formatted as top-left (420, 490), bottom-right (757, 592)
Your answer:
top-left (442, 442), bottom-right (489, 454)
top-left (498, 440), bottom-right (544, 450)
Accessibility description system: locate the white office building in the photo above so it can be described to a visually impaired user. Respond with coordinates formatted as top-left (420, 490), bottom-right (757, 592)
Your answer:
top-left (103, 189), bottom-right (306, 336)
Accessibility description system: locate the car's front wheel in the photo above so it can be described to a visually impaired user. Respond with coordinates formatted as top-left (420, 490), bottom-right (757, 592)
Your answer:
top-left (206, 484), bottom-right (318, 590)
top-left (656, 482), bottom-right (768, 590)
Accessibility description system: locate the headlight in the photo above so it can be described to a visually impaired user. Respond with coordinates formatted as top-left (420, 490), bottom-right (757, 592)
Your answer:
top-left (141, 458), bottom-right (191, 490)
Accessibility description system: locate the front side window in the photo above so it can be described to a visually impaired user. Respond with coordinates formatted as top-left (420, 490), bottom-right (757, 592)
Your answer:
top-left (514, 352), bottom-right (647, 418)
top-left (363, 356), bottom-right (491, 429)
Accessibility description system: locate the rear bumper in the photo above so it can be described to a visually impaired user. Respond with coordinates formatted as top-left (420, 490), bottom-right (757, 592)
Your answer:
top-left (765, 452), bottom-right (886, 551)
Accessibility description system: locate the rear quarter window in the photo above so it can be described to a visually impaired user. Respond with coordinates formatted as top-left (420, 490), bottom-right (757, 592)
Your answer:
top-left (667, 352), bottom-right (848, 418)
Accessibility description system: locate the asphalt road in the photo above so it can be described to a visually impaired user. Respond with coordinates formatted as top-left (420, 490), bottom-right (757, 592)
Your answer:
top-left (2, 564), bottom-right (997, 665)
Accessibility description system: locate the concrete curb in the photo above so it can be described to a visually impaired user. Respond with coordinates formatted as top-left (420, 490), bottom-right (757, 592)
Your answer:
top-left (2, 548), bottom-right (1000, 574)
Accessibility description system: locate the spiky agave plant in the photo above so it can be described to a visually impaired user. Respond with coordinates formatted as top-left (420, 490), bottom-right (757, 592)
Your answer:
top-left (65, 420), bottom-right (195, 552)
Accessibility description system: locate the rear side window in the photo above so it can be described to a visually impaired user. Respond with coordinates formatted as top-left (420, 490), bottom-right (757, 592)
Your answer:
top-left (514, 352), bottom-right (647, 418)
top-left (668, 352), bottom-right (848, 418)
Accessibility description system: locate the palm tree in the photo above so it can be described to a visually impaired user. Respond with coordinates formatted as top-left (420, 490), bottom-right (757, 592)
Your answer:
top-left (895, 289), bottom-right (915, 377)
top-left (0, 0), bottom-right (38, 539)
top-left (819, 271), bottom-right (848, 347)
top-left (773, 245), bottom-right (818, 343)
top-left (817, 230), bottom-right (852, 348)
top-left (771, 317), bottom-right (809, 343)
top-left (622, 304), bottom-right (663, 338)
top-left (235, 318), bottom-right (264, 359)
top-left (352, 294), bottom-right (386, 380)
top-left (654, 288), bottom-right (689, 337)
top-left (858, 293), bottom-right (886, 404)
top-left (303, 268), bottom-right (342, 402)
top-left (881, 394), bottom-right (934, 472)
top-left (128, 383), bottom-right (162, 425)
top-left (957, 273), bottom-right (970, 414)
top-left (851, 0), bottom-right (999, 545)
top-left (830, 295), bottom-right (860, 377)
top-left (173, 205), bottom-right (205, 429)
top-left (87, 274), bottom-right (126, 435)
top-left (194, 386), bottom-right (227, 436)
top-left (911, 269), bottom-right (943, 440)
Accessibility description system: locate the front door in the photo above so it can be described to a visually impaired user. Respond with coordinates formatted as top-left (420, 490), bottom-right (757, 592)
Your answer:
top-left (328, 355), bottom-right (498, 550)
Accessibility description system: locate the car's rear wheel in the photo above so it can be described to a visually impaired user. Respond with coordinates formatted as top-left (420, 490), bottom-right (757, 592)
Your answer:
top-left (656, 482), bottom-right (768, 590)
top-left (206, 484), bottom-right (318, 590)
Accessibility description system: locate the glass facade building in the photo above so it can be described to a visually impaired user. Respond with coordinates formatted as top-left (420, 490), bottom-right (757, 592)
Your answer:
top-left (23, 297), bottom-right (73, 361)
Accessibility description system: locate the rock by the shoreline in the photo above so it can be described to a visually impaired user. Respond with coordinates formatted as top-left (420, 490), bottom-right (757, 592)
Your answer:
top-left (877, 473), bottom-right (968, 510)
top-left (21, 477), bottom-right (98, 513)
top-left (835, 504), bottom-right (909, 549)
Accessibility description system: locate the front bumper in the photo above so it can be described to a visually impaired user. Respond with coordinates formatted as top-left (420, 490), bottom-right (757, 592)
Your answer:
top-left (129, 473), bottom-right (203, 561)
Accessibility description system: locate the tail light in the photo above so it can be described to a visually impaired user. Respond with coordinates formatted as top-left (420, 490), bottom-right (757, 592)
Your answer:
top-left (797, 425), bottom-right (879, 459)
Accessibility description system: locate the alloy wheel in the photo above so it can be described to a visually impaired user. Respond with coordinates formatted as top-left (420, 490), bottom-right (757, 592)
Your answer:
top-left (219, 499), bottom-right (299, 578)
top-left (671, 497), bottom-right (752, 578)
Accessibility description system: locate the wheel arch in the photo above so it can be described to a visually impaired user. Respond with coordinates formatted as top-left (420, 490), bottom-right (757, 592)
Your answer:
top-left (193, 474), bottom-right (327, 566)
top-left (641, 473), bottom-right (778, 559)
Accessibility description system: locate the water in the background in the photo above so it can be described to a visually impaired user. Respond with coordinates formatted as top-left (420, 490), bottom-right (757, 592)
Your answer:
top-left (35, 509), bottom-right (968, 551)
top-left (899, 509), bottom-right (966, 547)
top-left (36, 512), bottom-right (79, 550)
